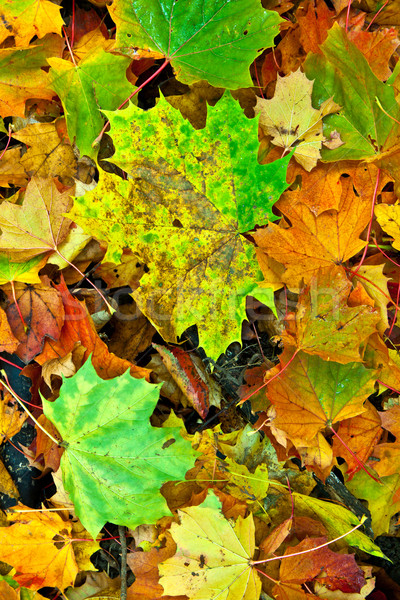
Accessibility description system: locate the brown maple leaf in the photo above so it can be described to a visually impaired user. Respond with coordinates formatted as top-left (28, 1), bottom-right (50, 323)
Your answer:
top-left (3, 276), bottom-right (64, 363)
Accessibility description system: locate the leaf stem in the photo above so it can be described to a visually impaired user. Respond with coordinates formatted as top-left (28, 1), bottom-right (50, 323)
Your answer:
top-left (351, 168), bottom-right (380, 276)
top-left (368, 243), bottom-right (392, 251)
top-left (376, 96), bottom-right (400, 125)
top-left (0, 372), bottom-right (60, 446)
top-left (329, 426), bottom-right (381, 483)
top-left (54, 249), bottom-right (115, 314)
top-left (250, 518), bottom-right (364, 565)
top-left (0, 125), bottom-right (12, 161)
top-left (238, 348), bottom-right (299, 407)
top-left (377, 379), bottom-right (400, 394)
top-left (119, 525), bottom-right (127, 600)
top-left (366, 0), bottom-right (389, 29)
top-left (93, 58), bottom-right (170, 147)
top-left (10, 280), bottom-right (28, 332)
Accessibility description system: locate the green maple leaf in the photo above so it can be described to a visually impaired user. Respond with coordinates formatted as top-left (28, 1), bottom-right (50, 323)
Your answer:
top-left (47, 48), bottom-right (134, 158)
top-left (69, 93), bottom-right (289, 359)
top-left (42, 359), bottom-right (198, 539)
top-left (104, 92), bottom-right (291, 233)
top-left (304, 23), bottom-right (398, 161)
top-left (346, 469), bottom-right (400, 537)
top-left (108, 0), bottom-right (282, 89)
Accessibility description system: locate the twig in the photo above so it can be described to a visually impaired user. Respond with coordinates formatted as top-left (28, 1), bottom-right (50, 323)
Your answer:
top-left (118, 525), bottom-right (127, 600)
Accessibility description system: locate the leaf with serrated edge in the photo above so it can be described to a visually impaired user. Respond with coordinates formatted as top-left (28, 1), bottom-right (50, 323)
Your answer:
top-left (109, 0), bottom-right (282, 89)
top-left (42, 358), bottom-right (198, 539)
top-left (69, 94), bottom-right (288, 358)
top-left (159, 493), bottom-right (261, 600)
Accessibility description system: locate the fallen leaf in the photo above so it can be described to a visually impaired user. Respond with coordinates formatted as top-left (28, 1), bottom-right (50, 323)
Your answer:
top-left (0, 254), bottom-right (46, 286)
top-left (0, 0), bottom-right (64, 46)
top-left (0, 507), bottom-right (82, 590)
top-left (64, 571), bottom-right (121, 600)
top-left (102, 92), bottom-right (291, 235)
top-left (380, 402), bottom-right (400, 439)
top-left (12, 120), bottom-right (76, 184)
top-left (0, 458), bottom-right (19, 499)
top-left (253, 164), bottom-right (389, 289)
top-left (43, 358), bottom-right (199, 538)
top-left (0, 37), bottom-right (63, 118)
top-left (275, 536), bottom-right (365, 594)
top-left (153, 344), bottom-right (221, 419)
top-left (0, 306), bottom-right (19, 354)
top-left (313, 565), bottom-right (376, 599)
top-left (69, 93), bottom-right (290, 358)
top-left (349, 28), bottom-right (400, 81)
top-left (294, 494), bottom-right (385, 557)
top-left (304, 24), bottom-right (398, 162)
top-left (332, 400), bottom-right (382, 479)
top-left (346, 469), bottom-right (400, 536)
top-left (375, 203), bottom-right (400, 251)
top-left (255, 69), bottom-right (341, 171)
top-left (4, 277), bottom-right (64, 363)
top-left (282, 267), bottom-right (379, 363)
top-left (0, 389), bottom-right (27, 442)
top-left (48, 47), bottom-right (135, 158)
top-left (166, 80), bottom-right (224, 129)
top-left (0, 177), bottom-right (73, 262)
top-left (95, 249), bottom-right (144, 289)
top-left (36, 276), bottom-right (149, 380)
top-left (34, 413), bottom-right (63, 474)
top-left (265, 346), bottom-right (376, 445)
top-left (109, 0), bottom-right (282, 88)
top-left (369, 442), bottom-right (400, 478)
top-left (297, 0), bottom-right (335, 55)
top-left (107, 302), bottom-right (156, 363)
top-left (127, 531), bottom-right (186, 600)
top-left (0, 147), bottom-right (29, 188)
top-left (159, 493), bottom-right (261, 600)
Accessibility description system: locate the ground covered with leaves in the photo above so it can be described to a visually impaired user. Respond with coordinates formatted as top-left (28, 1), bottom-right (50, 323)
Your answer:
top-left (1, 0), bottom-right (400, 598)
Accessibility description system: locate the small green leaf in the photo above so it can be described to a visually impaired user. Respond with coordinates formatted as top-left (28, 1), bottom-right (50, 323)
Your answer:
top-left (109, 0), bottom-right (282, 89)
top-left (48, 48), bottom-right (135, 158)
top-left (42, 359), bottom-right (198, 539)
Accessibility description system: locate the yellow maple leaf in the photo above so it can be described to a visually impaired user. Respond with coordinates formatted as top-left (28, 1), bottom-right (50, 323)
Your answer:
top-left (255, 68), bottom-right (341, 171)
top-left (159, 494), bottom-right (261, 600)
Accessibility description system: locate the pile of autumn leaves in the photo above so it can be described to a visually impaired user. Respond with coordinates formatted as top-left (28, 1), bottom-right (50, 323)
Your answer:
top-left (1, 0), bottom-right (400, 598)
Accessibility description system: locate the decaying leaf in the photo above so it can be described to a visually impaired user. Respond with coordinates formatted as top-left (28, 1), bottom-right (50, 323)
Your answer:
top-left (255, 69), bottom-right (341, 170)
top-left (3, 277), bottom-right (64, 363)
top-left (153, 344), bottom-right (221, 418)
